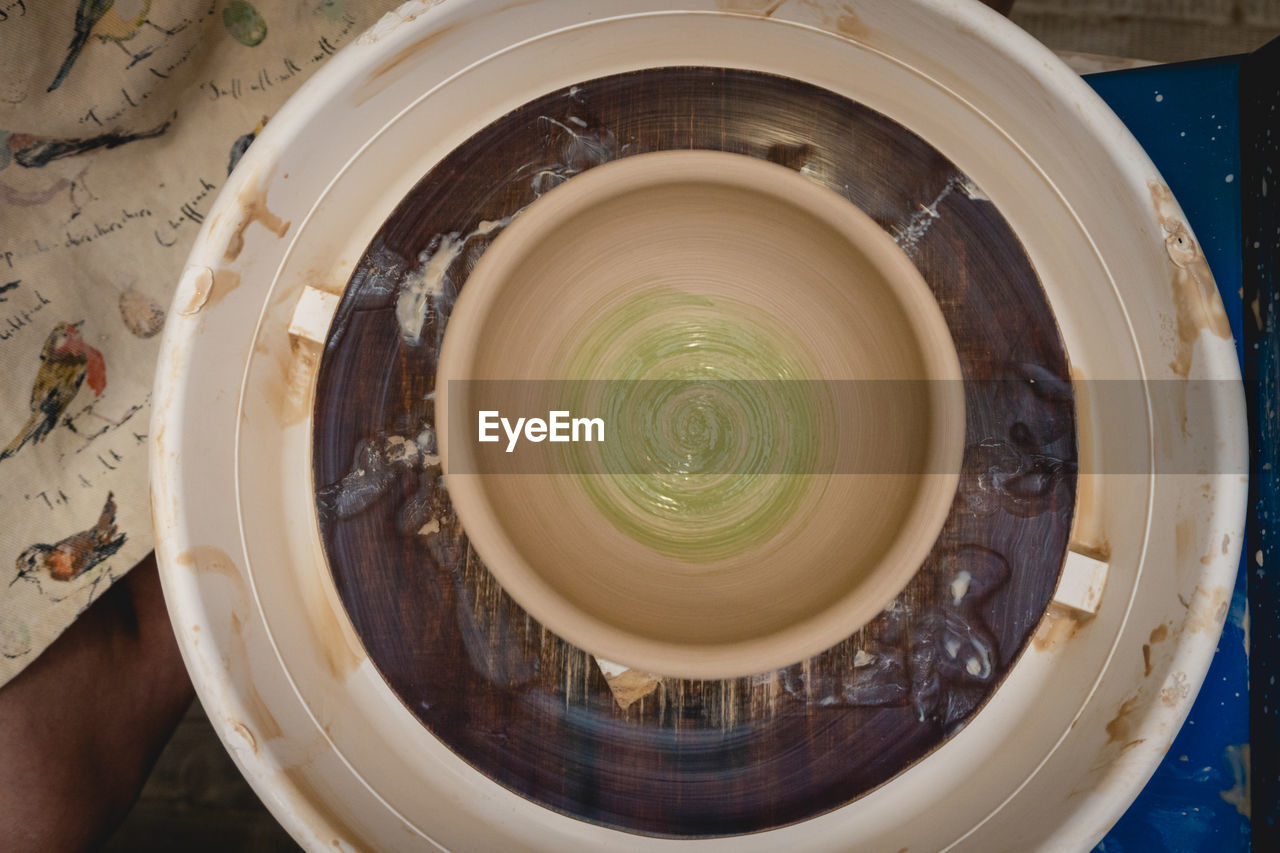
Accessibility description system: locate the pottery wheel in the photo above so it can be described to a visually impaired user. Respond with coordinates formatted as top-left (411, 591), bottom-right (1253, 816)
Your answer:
top-left (312, 67), bottom-right (1076, 836)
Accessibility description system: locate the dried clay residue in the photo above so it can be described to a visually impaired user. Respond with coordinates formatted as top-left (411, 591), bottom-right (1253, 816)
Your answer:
top-left (1182, 584), bottom-right (1230, 634)
top-left (280, 336), bottom-right (321, 427)
top-left (1032, 603), bottom-right (1082, 651)
top-left (395, 217), bottom-right (510, 346)
top-left (1148, 183), bottom-right (1231, 377)
top-left (354, 0), bottom-right (441, 48)
top-left (1159, 671), bottom-right (1189, 707)
top-left (308, 584), bottom-right (365, 682)
top-left (835, 8), bottom-right (870, 40)
top-left (227, 613), bottom-right (286, 743)
top-left (1067, 365), bottom-right (1112, 560)
top-left (1142, 623), bottom-right (1169, 677)
top-left (1105, 694), bottom-right (1143, 745)
top-left (223, 177), bottom-right (291, 262)
top-left (175, 545), bottom-right (241, 580)
top-left (180, 268), bottom-right (241, 316)
top-left (599, 666), bottom-right (662, 711)
top-left (393, 106), bottom-right (628, 349)
top-left (175, 547), bottom-right (285, 747)
top-left (715, 0), bottom-right (787, 16)
top-left (231, 720), bottom-right (260, 754)
top-left (353, 16), bottom-right (463, 106)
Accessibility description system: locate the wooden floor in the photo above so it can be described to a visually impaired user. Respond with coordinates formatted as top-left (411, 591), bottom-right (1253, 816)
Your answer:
top-left (106, 2), bottom-right (1278, 850)
top-left (1012, 0), bottom-right (1278, 61)
top-left (103, 701), bottom-right (299, 852)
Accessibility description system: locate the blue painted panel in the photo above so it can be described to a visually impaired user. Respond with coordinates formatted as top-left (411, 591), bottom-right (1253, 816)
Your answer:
top-left (1084, 58), bottom-right (1250, 852)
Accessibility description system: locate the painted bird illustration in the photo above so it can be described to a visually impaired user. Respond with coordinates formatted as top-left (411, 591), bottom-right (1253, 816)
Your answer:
top-left (48, 0), bottom-right (159, 92)
top-left (11, 492), bottom-right (126, 593)
top-left (1, 322), bottom-right (106, 461)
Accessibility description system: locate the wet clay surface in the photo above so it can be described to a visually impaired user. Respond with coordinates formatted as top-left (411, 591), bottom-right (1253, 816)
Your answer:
top-left (311, 68), bottom-right (1077, 836)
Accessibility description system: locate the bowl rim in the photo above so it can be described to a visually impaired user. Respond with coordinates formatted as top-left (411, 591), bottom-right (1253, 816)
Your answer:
top-left (437, 148), bottom-right (966, 679)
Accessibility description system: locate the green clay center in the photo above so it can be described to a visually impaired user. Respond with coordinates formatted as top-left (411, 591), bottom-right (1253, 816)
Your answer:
top-left (556, 288), bottom-right (832, 562)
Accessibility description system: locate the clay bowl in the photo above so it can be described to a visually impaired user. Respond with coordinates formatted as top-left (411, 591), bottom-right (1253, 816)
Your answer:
top-left (437, 150), bottom-right (963, 679)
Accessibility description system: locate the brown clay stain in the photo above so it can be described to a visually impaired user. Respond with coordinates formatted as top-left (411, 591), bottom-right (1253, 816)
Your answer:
top-left (1252, 294), bottom-right (1264, 331)
top-left (1150, 623), bottom-right (1169, 644)
top-left (176, 545), bottom-right (240, 580)
top-left (1086, 736), bottom-right (1148, 776)
top-left (1142, 644), bottom-right (1153, 677)
top-left (303, 267), bottom-right (346, 296)
top-left (175, 547), bottom-right (284, 742)
top-left (716, 0), bottom-right (787, 14)
top-left (1184, 584), bottom-right (1230, 634)
top-left (1200, 529), bottom-right (1228, 565)
top-left (1106, 694), bottom-right (1142, 744)
top-left (228, 613), bottom-right (286, 742)
top-left (352, 20), bottom-right (464, 107)
top-left (224, 178), bottom-right (291, 263)
top-left (1032, 603), bottom-right (1082, 651)
top-left (309, 587), bottom-right (364, 681)
top-left (1148, 183), bottom-right (1231, 377)
top-left (1068, 367), bottom-right (1110, 560)
top-left (231, 719), bottom-right (259, 754)
top-left (835, 7), bottom-right (870, 40)
top-left (198, 269), bottom-right (242, 313)
top-left (283, 337), bottom-right (321, 427)
top-left (1175, 518), bottom-right (1197, 567)
top-left (178, 266), bottom-right (214, 316)
top-left (251, 332), bottom-right (321, 428)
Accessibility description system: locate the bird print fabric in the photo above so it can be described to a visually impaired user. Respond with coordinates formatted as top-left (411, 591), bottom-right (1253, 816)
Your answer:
top-left (2, 322), bottom-right (106, 461)
top-left (0, 0), bottom-right (403, 685)
top-left (2, 492), bottom-right (127, 658)
top-left (12, 492), bottom-right (126, 592)
top-left (48, 0), bottom-right (121, 92)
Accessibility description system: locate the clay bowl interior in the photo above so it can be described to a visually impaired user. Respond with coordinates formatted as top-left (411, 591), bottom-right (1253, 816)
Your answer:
top-left (437, 150), bottom-right (964, 679)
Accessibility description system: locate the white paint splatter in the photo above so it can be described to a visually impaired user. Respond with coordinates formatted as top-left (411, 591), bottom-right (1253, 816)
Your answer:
top-left (950, 570), bottom-right (972, 605)
top-left (853, 649), bottom-right (875, 667)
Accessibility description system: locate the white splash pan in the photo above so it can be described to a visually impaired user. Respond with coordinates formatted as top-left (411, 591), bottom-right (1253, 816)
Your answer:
top-left (150, 0), bottom-right (1246, 849)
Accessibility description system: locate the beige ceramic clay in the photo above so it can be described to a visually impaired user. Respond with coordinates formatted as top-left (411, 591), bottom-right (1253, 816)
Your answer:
top-left (438, 150), bottom-right (964, 679)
